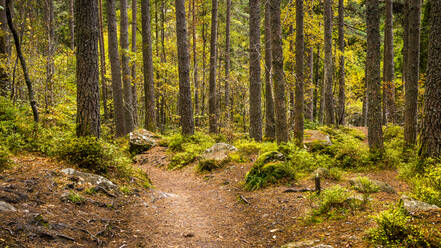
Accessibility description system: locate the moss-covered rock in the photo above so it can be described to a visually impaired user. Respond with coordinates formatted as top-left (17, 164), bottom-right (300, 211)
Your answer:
top-left (129, 129), bottom-right (159, 155)
top-left (197, 143), bottom-right (236, 172)
top-left (244, 151), bottom-right (294, 191)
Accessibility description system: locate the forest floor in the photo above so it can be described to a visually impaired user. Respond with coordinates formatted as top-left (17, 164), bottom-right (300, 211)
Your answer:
top-left (0, 136), bottom-right (437, 248)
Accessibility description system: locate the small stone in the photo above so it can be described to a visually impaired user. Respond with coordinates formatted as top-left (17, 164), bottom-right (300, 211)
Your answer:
top-left (129, 129), bottom-right (159, 155)
top-left (401, 195), bottom-right (440, 214)
top-left (0, 201), bottom-right (16, 212)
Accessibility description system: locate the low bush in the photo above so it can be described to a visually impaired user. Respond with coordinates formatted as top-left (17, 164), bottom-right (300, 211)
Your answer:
top-left (232, 139), bottom-right (277, 162)
top-left (412, 161), bottom-right (441, 207)
top-left (244, 151), bottom-right (295, 191)
top-left (308, 185), bottom-right (362, 221)
top-left (350, 176), bottom-right (380, 193)
top-left (325, 133), bottom-right (371, 169)
top-left (0, 145), bottom-right (10, 170)
top-left (367, 202), bottom-right (430, 247)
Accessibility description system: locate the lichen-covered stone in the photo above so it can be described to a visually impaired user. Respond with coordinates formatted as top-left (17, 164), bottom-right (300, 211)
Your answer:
top-left (197, 143), bottom-right (237, 172)
top-left (129, 129), bottom-right (159, 155)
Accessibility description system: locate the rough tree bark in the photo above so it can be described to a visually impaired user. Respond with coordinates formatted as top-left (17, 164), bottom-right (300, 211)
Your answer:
top-left (264, 1), bottom-right (275, 139)
top-left (337, 0), bottom-right (345, 126)
top-left (419, 0), bottom-right (441, 158)
top-left (0, 0), bottom-right (8, 97)
top-left (142, 0), bottom-right (156, 131)
top-left (107, 0), bottom-right (126, 136)
top-left (120, 0), bottom-right (135, 132)
top-left (225, 0), bottom-right (231, 121)
top-left (192, 0), bottom-right (199, 126)
top-left (208, 0), bottom-right (218, 133)
top-left (98, 0), bottom-right (108, 120)
top-left (70, 0), bottom-right (74, 50)
top-left (44, 0), bottom-right (55, 111)
top-left (74, 0), bottom-right (100, 137)
top-left (6, 0), bottom-right (39, 122)
top-left (404, 0), bottom-right (421, 146)
top-left (324, 0), bottom-right (335, 125)
top-left (249, 0), bottom-right (262, 141)
top-left (366, 0), bottom-right (384, 152)
top-left (270, 0), bottom-right (288, 143)
top-left (131, 0), bottom-right (138, 124)
top-left (175, 0), bottom-right (194, 135)
top-left (383, 0), bottom-right (396, 124)
top-left (294, 0), bottom-right (304, 145)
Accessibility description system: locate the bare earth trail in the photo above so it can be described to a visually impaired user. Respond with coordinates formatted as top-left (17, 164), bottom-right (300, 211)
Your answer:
top-left (129, 147), bottom-right (259, 248)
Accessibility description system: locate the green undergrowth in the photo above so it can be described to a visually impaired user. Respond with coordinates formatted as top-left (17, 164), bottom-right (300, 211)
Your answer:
top-left (0, 144), bottom-right (11, 171)
top-left (351, 176), bottom-right (380, 193)
top-left (366, 201), bottom-right (439, 247)
top-left (307, 185), bottom-right (364, 223)
top-left (244, 151), bottom-right (295, 191)
top-left (161, 132), bottom-right (215, 170)
top-left (0, 97), bottom-right (150, 188)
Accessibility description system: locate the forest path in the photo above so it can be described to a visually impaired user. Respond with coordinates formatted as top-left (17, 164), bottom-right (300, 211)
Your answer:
top-left (129, 147), bottom-right (255, 248)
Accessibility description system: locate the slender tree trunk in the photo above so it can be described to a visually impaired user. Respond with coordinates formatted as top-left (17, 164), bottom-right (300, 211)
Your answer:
top-left (404, 0), bottom-right (421, 146)
top-left (337, 0), bottom-right (345, 126)
top-left (270, 0), bottom-right (288, 143)
top-left (225, 0), bottom-right (231, 121)
top-left (383, 0), bottom-right (396, 124)
top-left (288, 25), bottom-right (295, 130)
top-left (141, 0), bottom-right (156, 131)
top-left (249, 0), bottom-right (262, 141)
top-left (192, 0), bottom-right (199, 126)
top-left (0, 0), bottom-right (9, 97)
top-left (159, 0), bottom-right (167, 130)
top-left (44, 0), bottom-right (55, 112)
top-left (324, 0), bottom-right (335, 125)
top-left (208, 0), bottom-right (218, 133)
top-left (98, 0), bottom-right (108, 121)
top-left (264, 1), bottom-right (275, 139)
top-left (176, 0), bottom-right (194, 135)
top-left (294, 0), bottom-right (304, 145)
top-left (419, 0), bottom-right (441, 158)
top-left (107, 0), bottom-right (126, 136)
top-left (402, 1), bottom-right (409, 88)
top-left (318, 46), bottom-right (325, 124)
top-left (74, 0), bottom-right (100, 137)
top-left (70, 0), bottom-right (74, 50)
top-left (307, 46), bottom-right (314, 121)
top-left (201, 9), bottom-right (207, 118)
top-left (366, 0), bottom-right (384, 152)
top-left (120, 0), bottom-right (135, 132)
top-left (131, 0), bottom-right (138, 125)
top-left (5, 0), bottom-right (38, 122)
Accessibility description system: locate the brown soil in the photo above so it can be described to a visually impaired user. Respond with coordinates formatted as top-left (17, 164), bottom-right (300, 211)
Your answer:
top-left (1, 146), bottom-right (439, 248)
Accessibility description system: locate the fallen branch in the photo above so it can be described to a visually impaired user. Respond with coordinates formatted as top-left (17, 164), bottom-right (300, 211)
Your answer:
top-left (283, 188), bottom-right (314, 193)
top-left (239, 195), bottom-right (250, 204)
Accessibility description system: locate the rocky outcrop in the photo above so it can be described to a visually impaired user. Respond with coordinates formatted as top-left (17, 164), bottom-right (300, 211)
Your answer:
top-left (198, 143), bottom-right (237, 172)
top-left (129, 129), bottom-right (159, 155)
top-left (401, 195), bottom-right (440, 215)
top-left (349, 177), bottom-right (395, 194)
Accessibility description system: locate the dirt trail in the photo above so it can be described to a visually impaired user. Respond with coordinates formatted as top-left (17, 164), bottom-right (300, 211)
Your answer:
top-left (130, 147), bottom-right (256, 248)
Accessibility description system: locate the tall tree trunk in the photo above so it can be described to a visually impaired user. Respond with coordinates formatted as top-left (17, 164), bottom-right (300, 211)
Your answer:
top-left (307, 46), bottom-right (314, 121)
top-left (264, 1), bottom-right (275, 139)
top-left (208, 0), bottom-right (218, 133)
top-left (5, 0), bottom-right (38, 122)
top-left (270, 0), bottom-right (288, 143)
top-left (249, 0), bottom-right (262, 141)
top-left (159, 0), bottom-right (166, 130)
top-left (44, 0), bottom-right (55, 112)
top-left (142, 0), bottom-right (156, 131)
top-left (419, 0), bottom-right (441, 158)
top-left (318, 46), bottom-right (325, 124)
top-left (192, 0), bottom-right (199, 126)
top-left (74, 0), bottom-right (100, 137)
top-left (294, 0), bottom-right (304, 145)
top-left (0, 0), bottom-right (9, 97)
top-left (201, 7), bottom-right (207, 119)
top-left (288, 25), bottom-right (295, 130)
top-left (98, 0), bottom-right (108, 120)
top-left (337, 0), bottom-right (345, 126)
top-left (70, 0), bottom-right (74, 50)
top-left (176, 0), bottom-right (194, 135)
top-left (120, 0), bottom-right (135, 132)
top-left (107, 0), bottom-right (126, 136)
top-left (366, 0), bottom-right (384, 152)
top-left (131, 0), bottom-right (138, 125)
top-left (402, 1), bottom-right (409, 88)
top-left (225, 0), bottom-right (231, 121)
top-left (404, 0), bottom-right (421, 146)
top-left (324, 0), bottom-right (335, 125)
top-left (383, 0), bottom-right (396, 124)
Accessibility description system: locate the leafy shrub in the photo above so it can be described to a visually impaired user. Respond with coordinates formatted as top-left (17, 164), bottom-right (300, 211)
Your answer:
top-left (351, 176), bottom-right (380, 193)
top-left (412, 162), bottom-right (441, 207)
top-left (324, 133), bottom-right (371, 169)
top-left (308, 185), bottom-right (361, 221)
top-left (244, 151), bottom-right (295, 190)
top-left (232, 139), bottom-right (277, 162)
top-left (304, 120), bottom-right (320, 130)
top-left (169, 151), bottom-right (197, 170)
top-left (367, 202), bottom-right (430, 247)
top-left (0, 145), bottom-right (10, 170)
top-left (383, 124), bottom-right (403, 142)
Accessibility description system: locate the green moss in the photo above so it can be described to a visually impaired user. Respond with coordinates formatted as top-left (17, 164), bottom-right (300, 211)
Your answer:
top-left (244, 151), bottom-right (294, 191)
top-left (66, 191), bottom-right (85, 205)
top-left (0, 145), bottom-right (10, 171)
top-left (197, 157), bottom-right (230, 172)
top-left (351, 176), bottom-right (380, 193)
